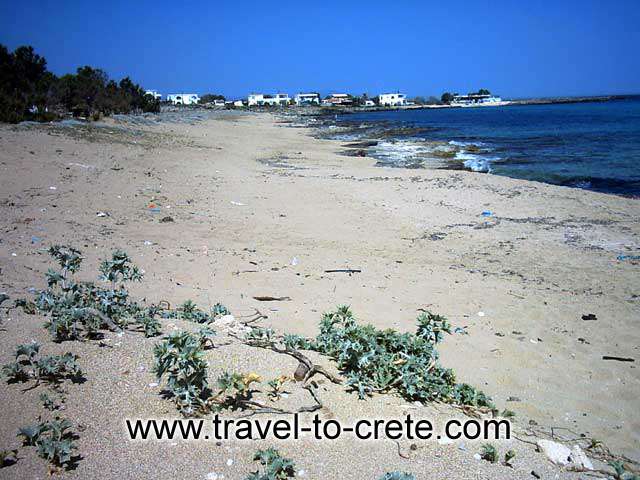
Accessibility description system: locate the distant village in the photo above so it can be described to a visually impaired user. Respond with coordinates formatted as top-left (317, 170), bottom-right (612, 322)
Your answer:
top-left (144, 90), bottom-right (505, 109)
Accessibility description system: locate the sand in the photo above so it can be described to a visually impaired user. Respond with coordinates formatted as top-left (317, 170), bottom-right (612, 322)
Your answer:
top-left (0, 111), bottom-right (638, 479)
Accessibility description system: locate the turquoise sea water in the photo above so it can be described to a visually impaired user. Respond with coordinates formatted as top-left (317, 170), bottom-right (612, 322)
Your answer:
top-left (332, 98), bottom-right (640, 196)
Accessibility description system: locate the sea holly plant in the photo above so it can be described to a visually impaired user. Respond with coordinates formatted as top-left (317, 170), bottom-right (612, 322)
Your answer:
top-left (311, 306), bottom-right (494, 407)
top-left (246, 327), bottom-right (276, 344)
top-left (480, 443), bottom-right (499, 463)
top-left (98, 249), bottom-right (143, 286)
top-left (379, 473), bottom-right (416, 480)
top-left (267, 376), bottom-right (291, 400)
top-left (245, 448), bottom-right (296, 480)
top-left (163, 300), bottom-right (230, 324)
top-left (153, 331), bottom-right (210, 415)
top-left (245, 306), bottom-right (493, 409)
top-left (18, 418), bottom-right (78, 469)
top-left (32, 245), bottom-right (162, 340)
top-left (610, 461), bottom-right (640, 480)
top-left (2, 341), bottom-right (83, 386)
top-left (214, 371), bottom-right (262, 410)
top-left (40, 391), bottom-right (63, 411)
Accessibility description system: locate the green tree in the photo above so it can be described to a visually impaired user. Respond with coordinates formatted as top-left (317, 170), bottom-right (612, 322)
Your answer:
top-left (0, 43), bottom-right (159, 122)
top-left (441, 92), bottom-right (454, 104)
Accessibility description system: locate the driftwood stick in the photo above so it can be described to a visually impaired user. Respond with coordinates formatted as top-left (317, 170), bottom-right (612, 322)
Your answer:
top-left (297, 384), bottom-right (323, 413)
top-left (324, 269), bottom-right (362, 274)
top-left (267, 345), bottom-right (342, 385)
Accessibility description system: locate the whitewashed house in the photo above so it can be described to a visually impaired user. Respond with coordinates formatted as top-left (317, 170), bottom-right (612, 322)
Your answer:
top-left (323, 93), bottom-right (352, 106)
top-left (294, 93), bottom-right (320, 105)
top-left (378, 93), bottom-right (407, 106)
top-left (451, 94), bottom-right (502, 106)
top-left (233, 100), bottom-right (245, 107)
top-left (144, 90), bottom-right (162, 100)
top-left (247, 93), bottom-right (290, 106)
top-left (166, 93), bottom-right (200, 105)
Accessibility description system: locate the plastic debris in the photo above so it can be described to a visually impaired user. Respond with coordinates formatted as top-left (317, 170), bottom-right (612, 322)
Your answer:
top-left (230, 201), bottom-right (246, 206)
top-left (537, 439), bottom-right (571, 465)
top-left (96, 211), bottom-right (109, 217)
top-left (617, 254), bottom-right (640, 261)
top-left (147, 203), bottom-right (161, 213)
top-left (481, 211), bottom-right (492, 217)
top-left (291, 257), bottom-right (299, 266)
top-left (477, 311), bottom-right (485, 317)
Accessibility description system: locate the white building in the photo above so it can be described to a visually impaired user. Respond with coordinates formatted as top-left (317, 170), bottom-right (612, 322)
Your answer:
top-left (166, 93), bottom-right (200, 105)
top-left (233, 100), bottom-right (245, 107)
top-left (144, 90), bottom-right (162, 100)
top-left (378, 93), bottom-right (407, 106)
top-left (322, 93), bottom-right (352, 106)
top-left (294, 93), bottom-right (320, 105)
top-left (247, 93), bottom-right (290, 106)
top-left (451, 94), bottom-right (502, 106)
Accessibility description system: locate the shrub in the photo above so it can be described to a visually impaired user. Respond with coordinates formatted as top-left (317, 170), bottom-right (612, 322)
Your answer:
top-left (215, 371), bottom-right (261, 409)
top-left (379, 473), bottom-right (415, 480)
top-left (267, 376), bottom-right (291, 400)
top-left (163, 300), bottom-right (230, 324)
top-left (309, 306), bottom-right (493, 407)
top-left (480, 443), bottom-right (498, 463)
top-left (504, 449), bottom-right (516, 466)
top-left (34, 246), bottom-right (161, 340)
top-left (153, 331), bottom-right (209, 415)
top-left (2, 342), bottom-right (82, 386)
top-left (18, 419), bottom-right (78, 468)
top-left (245, 448), bottom-right (296, 480)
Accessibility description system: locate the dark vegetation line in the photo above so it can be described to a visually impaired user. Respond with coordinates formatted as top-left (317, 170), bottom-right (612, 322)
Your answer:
top-left (0, 44), bottom-right (159, 123)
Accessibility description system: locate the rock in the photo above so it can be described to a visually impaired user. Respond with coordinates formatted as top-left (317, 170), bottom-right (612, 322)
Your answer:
top-left (294, 361), bottom-right (310, 381)
top-left (536, 439), bottom-right (571, 465)
top-left (570, 445), bottom-right (593, 470)
top-left (507, 396), bottom-right (521, 402)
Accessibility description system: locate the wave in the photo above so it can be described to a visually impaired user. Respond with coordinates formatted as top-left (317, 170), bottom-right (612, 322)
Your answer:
top-left (455, 151), bottom-right (493, 172)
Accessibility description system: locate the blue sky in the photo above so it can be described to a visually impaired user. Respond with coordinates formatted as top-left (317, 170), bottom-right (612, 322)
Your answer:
top-left (1, 0), bottom-right (639, 99)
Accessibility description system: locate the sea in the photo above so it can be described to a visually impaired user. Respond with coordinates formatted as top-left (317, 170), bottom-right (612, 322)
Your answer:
top-left (318, 97), bottom-right (640, 196)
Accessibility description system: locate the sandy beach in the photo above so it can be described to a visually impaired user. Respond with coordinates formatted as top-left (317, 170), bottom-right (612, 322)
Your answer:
top-left (0, 111), bottom-right (638, 479)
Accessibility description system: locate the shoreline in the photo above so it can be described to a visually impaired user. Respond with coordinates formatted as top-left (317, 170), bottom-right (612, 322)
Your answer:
top-left (0, 112), bottom-right (638, 477)
top-left (286, 103), bottom-right (640, 199)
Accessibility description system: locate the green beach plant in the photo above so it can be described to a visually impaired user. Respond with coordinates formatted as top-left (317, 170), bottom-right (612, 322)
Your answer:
top-left (32, 246), bottom-right (162, 340)
top-left (277, 306), bottom-right (494, 407)
top-left (2, 342), bottom-right (82, 386)
top-left (480, 443), bottom-right (499, 463)
top-left (379, 473), bottom-right (416, 480)
top-left (153, 331), bottom-right (210, 415)
top-left (18, 419), bottom-right (78, 469)
top-left (245, 448), bottom-right (296, 480)
top-left (214, 371), bottom-right (261, 410)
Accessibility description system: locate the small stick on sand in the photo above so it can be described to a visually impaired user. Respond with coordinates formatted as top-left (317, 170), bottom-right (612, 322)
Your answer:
top-left (324, 269), bottom-right (362, 274)
top-left (602, 355), bottom-right (635, 362)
